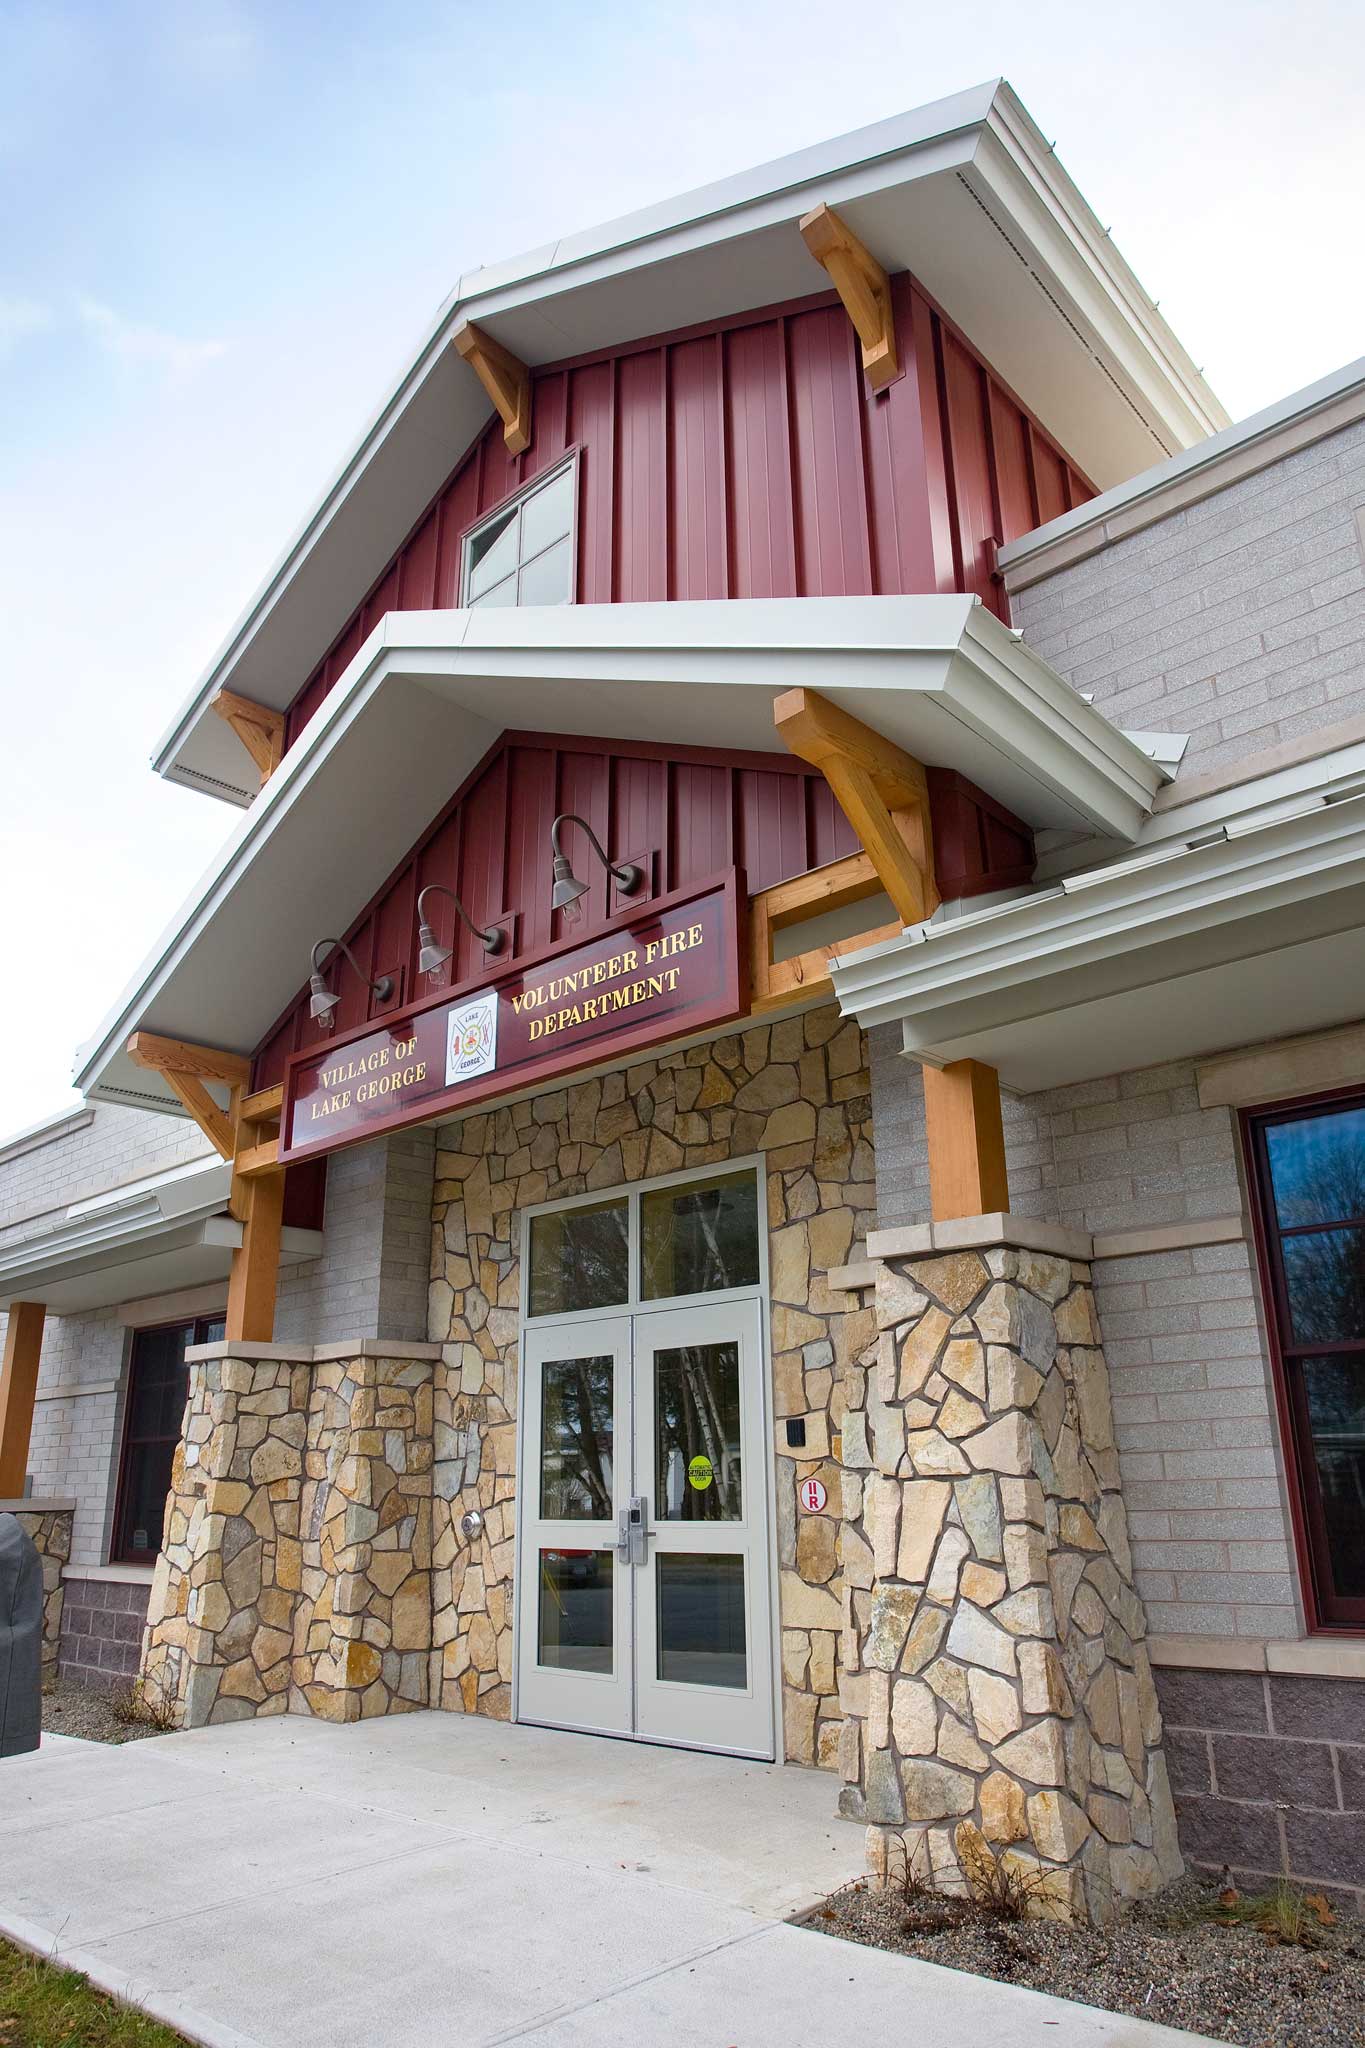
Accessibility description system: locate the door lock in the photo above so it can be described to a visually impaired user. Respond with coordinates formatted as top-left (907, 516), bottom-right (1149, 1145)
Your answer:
top-left (616, 1495), bottom-right (648, 1567)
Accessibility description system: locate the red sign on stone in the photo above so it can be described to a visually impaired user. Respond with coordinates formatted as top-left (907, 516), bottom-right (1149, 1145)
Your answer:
top-left (799, 1478), bottom-right (828, 1514)
top-left (278, 872), bottom-right (746, 1164)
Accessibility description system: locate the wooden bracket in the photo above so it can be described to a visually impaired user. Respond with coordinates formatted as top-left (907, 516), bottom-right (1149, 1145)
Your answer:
top-left (774, 688), bottom-right (939, 929)
top-left (453, 320), bottom-right (532, 454)
top-left (0, 1301), bottom-right (46, 1497)
top-left (799, 202), bottom-right (899, 391)
top-left (126, 1033), bottom-right (252, 1162)
top-left (749, 841), bottom-right (910, 1013)
top-left (211, 688), bottom-right (285, 785)
top-left (124, 1031), bottom-right (285, 1340)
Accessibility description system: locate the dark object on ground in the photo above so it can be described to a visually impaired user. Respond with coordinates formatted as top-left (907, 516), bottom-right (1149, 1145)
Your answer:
top-left (0, 1935), bottom-right (191, 2045)
top-left (41, 1682), bottom-right (166, 1746)
top-left (809, 1872), bottom-right (1365, 2047)
top-left (0, 1514), bottom-right (42, 1757)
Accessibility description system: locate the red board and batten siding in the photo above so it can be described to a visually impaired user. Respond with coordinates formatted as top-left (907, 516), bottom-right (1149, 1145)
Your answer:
top-left (282, 275), bottom-right (1093, 749)
top-left (251, 732), bottom-right (1033, 1091)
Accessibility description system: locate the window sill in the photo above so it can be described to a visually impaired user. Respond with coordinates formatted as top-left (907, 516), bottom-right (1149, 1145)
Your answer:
top-left (1148, 1632), bottom-right (1365, 1680)
top-left (65, 1562), bottom-right (156, 1585)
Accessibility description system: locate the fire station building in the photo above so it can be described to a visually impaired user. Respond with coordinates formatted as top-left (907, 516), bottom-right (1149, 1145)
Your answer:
top-left (4, 80), bottom-right (1365, 1921)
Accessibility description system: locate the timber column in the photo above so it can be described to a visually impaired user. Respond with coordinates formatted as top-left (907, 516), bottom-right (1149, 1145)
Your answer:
top-left (839, 1219), bottom-right (1182, 1923)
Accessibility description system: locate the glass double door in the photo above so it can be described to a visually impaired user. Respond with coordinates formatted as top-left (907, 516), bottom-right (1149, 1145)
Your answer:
top-left (517, 1298), bottom-right (773, 1758)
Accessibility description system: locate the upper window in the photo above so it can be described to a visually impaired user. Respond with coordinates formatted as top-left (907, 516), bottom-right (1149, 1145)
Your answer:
top-left (526, 1168), bottom-right (761, 1318)
top-left (1248, 1095), bottom-right (1365, 1628)
top-left (462, 461), bottom-right (576, 610)
top-left (111, 1316), bottom-right (224, 1563)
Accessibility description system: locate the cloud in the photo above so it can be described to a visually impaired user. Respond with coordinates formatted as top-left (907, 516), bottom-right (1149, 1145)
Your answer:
top-left (0, 295), bottom-right (54, 357)
top-left (77, 295), bottom-right (228, 374)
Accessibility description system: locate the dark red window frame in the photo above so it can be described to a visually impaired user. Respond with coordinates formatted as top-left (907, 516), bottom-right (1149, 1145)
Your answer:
top-left (110, 1315), bottom-right (224, 1565)
top-left (1243, 1085), bottom-right (1365, 1631)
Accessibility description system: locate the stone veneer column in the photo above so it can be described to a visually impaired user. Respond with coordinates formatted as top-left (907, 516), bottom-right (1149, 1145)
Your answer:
top-left (4, 1501), bottom-right (72, 1681)
top-left (839, 1225), bottom-right (1182, 1923)
top-left (141, 1339), bottom-right (439, 1727)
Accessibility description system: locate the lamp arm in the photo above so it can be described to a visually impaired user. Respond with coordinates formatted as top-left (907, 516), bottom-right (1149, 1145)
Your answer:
top-left (416, 884), bottom-right (505, 954)
top-left (550, 814), bottom-right (637, 888)
top-left (310, 938), bottom-right (393, 1000)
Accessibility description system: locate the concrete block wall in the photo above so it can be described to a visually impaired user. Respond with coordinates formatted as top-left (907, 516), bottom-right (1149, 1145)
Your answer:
top-left (1011, 415), bottom-right (1365, 778)
top-left (20, 1308), bottom-right (130, 1569)
top-left (870, 1029), bottom-right (1297, 1640)
top-left (275, 1125), bottom-right (434, 1345)
top-left (0, 1102), bottom-right (213, 1253)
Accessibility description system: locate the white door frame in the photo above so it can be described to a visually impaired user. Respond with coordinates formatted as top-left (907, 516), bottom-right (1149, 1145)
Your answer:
top-left (512, 1155), bottom-right (781, 1760)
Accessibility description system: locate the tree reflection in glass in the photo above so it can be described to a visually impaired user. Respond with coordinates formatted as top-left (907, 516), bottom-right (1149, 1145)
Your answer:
top-left (655, 1342), bottom-right (741, 1521)
top-left (1301, 1354), bottom-right (1365, 1598)
top-left (641, 1171), bottom-right (759, 1299)
top-left (529, 1199), bottom-right (628, 1316)
top-left (540, 1354), bottom-right (614, 1519)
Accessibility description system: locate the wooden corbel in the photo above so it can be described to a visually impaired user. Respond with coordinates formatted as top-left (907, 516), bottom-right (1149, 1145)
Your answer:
top-left (126, 1033), bottom-right (251, 1162)
top-left (799, 202), bottom-right (899, 391)
top-left (211, 688), bottom-right (285, 785)
top-left (773, 688), bottom-right (939, 929)
top-left (453, 320), bottom-right (532, 454)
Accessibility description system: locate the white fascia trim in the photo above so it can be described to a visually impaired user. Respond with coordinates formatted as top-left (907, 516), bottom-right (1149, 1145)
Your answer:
top-left (77, 596), bottom-right (1164, 1103)
top-left (151, 80), bottom-right (1224, 790)
top-left (67, 1154), bottom-right (230, 1223)
top-left (832, 790), bottom-right (1365, 1037)
top-left (1001, 353), bottom-right (1365, 587)
top-left (971, 96), bottom-right (1225, 451)
top-left (0, 1189), bottom-right (235, 1295)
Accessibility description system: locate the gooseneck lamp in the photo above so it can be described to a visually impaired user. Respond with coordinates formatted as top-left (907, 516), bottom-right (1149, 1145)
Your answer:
top-left (549, 814), bottom-right (642, 926)
top-left (307, 939), bottom-right (394, 1027)
top-left (416, 884), bottom-right (506, 980)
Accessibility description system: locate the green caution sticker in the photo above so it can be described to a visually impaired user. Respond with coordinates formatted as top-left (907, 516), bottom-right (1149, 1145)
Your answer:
top-left (687, 1454), bottom-right (714, 1491)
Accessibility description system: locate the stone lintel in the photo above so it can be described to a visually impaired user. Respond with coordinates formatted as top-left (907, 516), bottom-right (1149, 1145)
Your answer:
top-left (184, 1338), bottom-right (444, 1365)
top-left (0, 1497), bottom-right (75, 1513)
top-left (310, 1339), bottom-right (444, 1363)
top-left (826, 1260), bottom-right (878, 1293)
top-left (866, 1212), bottom-right (1094, 1263)
top-left (1148, 1632), bottom-right (1365, 1680)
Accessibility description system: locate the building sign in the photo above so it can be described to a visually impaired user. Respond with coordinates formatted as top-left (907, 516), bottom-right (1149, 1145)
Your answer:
top-left (278, 873), bottom-right (746, 1163)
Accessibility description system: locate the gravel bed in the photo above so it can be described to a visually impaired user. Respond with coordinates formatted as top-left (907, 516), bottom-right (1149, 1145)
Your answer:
top-left (41, 1682), bottom-right (167, 1745)
top-left (808, 1874), bottom-right (1365, 2046)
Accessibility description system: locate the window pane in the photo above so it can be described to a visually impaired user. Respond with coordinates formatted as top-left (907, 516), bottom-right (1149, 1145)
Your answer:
top-left (655, 1342), bottom-right (741, 1522)
top-left (468, 573), bottom-right (517, 608)
top-left (1266, 1106), bottom-right (1365, 1227)
top-left (1281, 1226), bottom-right (1365, 1344)
top-left (657, 1553), bottom-right (746, 1688)
top-left (540, 1353), bottom-right (614, 1519)
top-left (518, 536), bottom-right (572, 607)
top-left (120, 1444), bottom-right (175, 1556)
top-left (539, 1547), bottom-right (612, 1673)
top-left (641, 1171), bottom-right (759, 1300)
top-left (466, 507), bottom-right (518, 597)
top-left (520, 468), bottom-right (574, 560)
top-left (528, 1199), bottom-right (629, 1316)
top-left (116, 1323), bottom-right (194, 1559)
top-left (1300, 1354), bottom-right (1365, 1599)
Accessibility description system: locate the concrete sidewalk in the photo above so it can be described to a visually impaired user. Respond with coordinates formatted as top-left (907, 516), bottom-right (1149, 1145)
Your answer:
top-left (1, 1713), bottom-right (1213, 2047)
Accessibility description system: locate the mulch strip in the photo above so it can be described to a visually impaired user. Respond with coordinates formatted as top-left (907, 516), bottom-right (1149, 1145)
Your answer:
top-left (807, 1874), bottom-right (1365, 2046)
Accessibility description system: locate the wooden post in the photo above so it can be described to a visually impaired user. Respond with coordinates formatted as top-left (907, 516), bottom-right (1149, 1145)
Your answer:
top-left (922, 1060), bottom-right (1010, 1222)
top-left (0, 1301), bottom-right (46, 1497)
top-left (226, 1167), bottom-right (285, 1342)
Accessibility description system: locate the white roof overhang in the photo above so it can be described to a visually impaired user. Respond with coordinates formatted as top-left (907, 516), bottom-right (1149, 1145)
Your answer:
top-left (832, 788), bottom-right (1365, 1092)
top-left (76, 595), bottom-right (1162, 1112)
top-left (0, 1157), bottom-right (322, 1314)
top-left (155, 79), bottom-right (1226, 806)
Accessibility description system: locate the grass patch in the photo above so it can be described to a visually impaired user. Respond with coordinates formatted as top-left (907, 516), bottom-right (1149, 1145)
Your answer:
top-left (0, 1940), bottom-right (191, 2047)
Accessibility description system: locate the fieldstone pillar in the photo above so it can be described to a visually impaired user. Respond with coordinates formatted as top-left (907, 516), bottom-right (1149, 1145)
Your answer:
top-left (5, 1501), bottom-right (72, 1682)
top-left (838, 1225), bottom-right (1181, 1923)
top-left (141, 1340), bottom-right (438, 1727)
top-left (290, 1344), bottom-right (434, 1721)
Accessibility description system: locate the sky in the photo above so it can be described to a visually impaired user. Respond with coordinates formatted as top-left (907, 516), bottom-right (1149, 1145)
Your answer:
top-left (1, 0), bottom-right (1363, 1137)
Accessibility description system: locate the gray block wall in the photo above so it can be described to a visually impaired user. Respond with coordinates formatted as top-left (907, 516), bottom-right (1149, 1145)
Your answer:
top-left (276, 1125), bottom-right (435, 1345)
top-left (871, 1025), bottom-right (1297, 1640)
top-left (1010, 416), bottom-right (1365, 779)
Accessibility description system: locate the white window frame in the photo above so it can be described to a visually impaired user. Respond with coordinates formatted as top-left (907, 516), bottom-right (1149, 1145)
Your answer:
top-left (459, 452), bottom-right (579, 610)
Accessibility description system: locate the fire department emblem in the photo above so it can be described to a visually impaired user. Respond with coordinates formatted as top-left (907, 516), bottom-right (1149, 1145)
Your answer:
top-left (445, 991), bottom-right (499, 1085)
